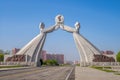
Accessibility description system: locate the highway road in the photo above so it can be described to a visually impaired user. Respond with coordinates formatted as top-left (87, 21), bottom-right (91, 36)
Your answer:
top-left (0, 66), bottom-right (74, 80)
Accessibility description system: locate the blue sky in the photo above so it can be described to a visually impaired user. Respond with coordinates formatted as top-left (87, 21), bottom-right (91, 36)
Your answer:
top-left (0, 0), bottom-right (120, 61)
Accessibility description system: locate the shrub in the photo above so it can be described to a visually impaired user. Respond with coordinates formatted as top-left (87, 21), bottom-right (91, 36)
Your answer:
top-left (0, 53), bottom-right (4, 61)
top-left (116, 51), bottom-right (120, 62)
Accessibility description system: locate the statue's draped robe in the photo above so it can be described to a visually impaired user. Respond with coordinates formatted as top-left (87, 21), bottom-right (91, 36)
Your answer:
top-left (61, 25), bottom-right (101, 63)
top-left (17, 25), bottom-right (57, 66)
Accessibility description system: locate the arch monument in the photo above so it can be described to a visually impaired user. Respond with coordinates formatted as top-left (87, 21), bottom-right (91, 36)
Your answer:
top-left (8, 15), bottom-right (103, 66)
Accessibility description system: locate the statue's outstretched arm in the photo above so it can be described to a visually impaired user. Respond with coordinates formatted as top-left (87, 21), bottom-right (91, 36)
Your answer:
top-left (43, 24), bottom-right (58, 33)
top-left (39, 22), bottom-right (59, 33)
top-left (60, 22), bottom-right (80, 33)
top-left (60, 25), bottom-right (76, 33)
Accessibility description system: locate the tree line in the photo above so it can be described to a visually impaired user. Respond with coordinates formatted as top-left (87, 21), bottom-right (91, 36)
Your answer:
top-left (0, 49), bottom-right (10, 61)
top-left (42, 59), bottom-right (59, 66)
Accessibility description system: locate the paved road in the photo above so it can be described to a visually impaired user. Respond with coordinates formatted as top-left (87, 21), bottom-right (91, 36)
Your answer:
top-left (0, 66), bottom-right (72, 80)
top-left (75, 66), bottom-right (120, 80)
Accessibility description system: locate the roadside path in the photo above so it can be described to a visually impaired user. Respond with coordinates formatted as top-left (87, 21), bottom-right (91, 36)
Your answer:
top-left (75, 66), bottom-right (120, 80)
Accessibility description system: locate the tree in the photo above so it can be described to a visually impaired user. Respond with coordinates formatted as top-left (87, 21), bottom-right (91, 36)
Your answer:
top-left (0, 53), bottom-right (4, 61)
top-left (52, 59), bottom-right (59, 65)
top-left (4, 50), bottom-right (11, 54)
top-left (43, 60), bottom-right (59, 66)
top-left (0, 49), bottom-right (4, 54)
top-left (116, 51), bottom-right (120, 62)
top-left (0, 49), bottom-right (10, 62)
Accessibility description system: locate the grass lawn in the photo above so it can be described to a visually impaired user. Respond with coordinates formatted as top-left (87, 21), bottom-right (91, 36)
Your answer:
top-left (91, 66), bottom-right (116, 72)
top-left (91, 66), bottom-right (120, 75)
top-left (0, 65), bottom-right (24, 68)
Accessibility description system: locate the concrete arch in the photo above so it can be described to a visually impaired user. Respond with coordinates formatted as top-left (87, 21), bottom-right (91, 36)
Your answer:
top-left (15, 15), bottom-right (101, 66)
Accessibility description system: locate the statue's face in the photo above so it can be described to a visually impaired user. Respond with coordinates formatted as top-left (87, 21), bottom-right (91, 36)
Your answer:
top-left (55, 15), bottom-right (64, 24)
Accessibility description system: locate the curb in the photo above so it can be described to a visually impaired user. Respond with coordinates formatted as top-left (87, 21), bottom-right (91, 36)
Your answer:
top-left (0, 67), bottom-right (31, 71)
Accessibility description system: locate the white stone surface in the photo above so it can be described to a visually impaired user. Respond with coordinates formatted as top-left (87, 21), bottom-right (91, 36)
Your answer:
top-left (12, 15), bottom-right (102, 66)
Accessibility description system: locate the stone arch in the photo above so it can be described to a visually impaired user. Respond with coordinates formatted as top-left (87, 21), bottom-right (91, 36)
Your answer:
top-left (15, 15), bottom-right (102, 67)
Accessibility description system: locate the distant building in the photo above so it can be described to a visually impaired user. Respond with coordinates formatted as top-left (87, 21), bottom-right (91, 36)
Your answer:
top-left (46, 54), bottom-right (64, 64)
top-left (64, 60), bottom-right (74, 65)
top-left (12, 48), bottom-right (20, 55)
top-left (41, 50), bottom-right (64, 64)
top-left (74, 60), bottom-right (80, 64)
top-left (41, 50), bottom-right (47, 61)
